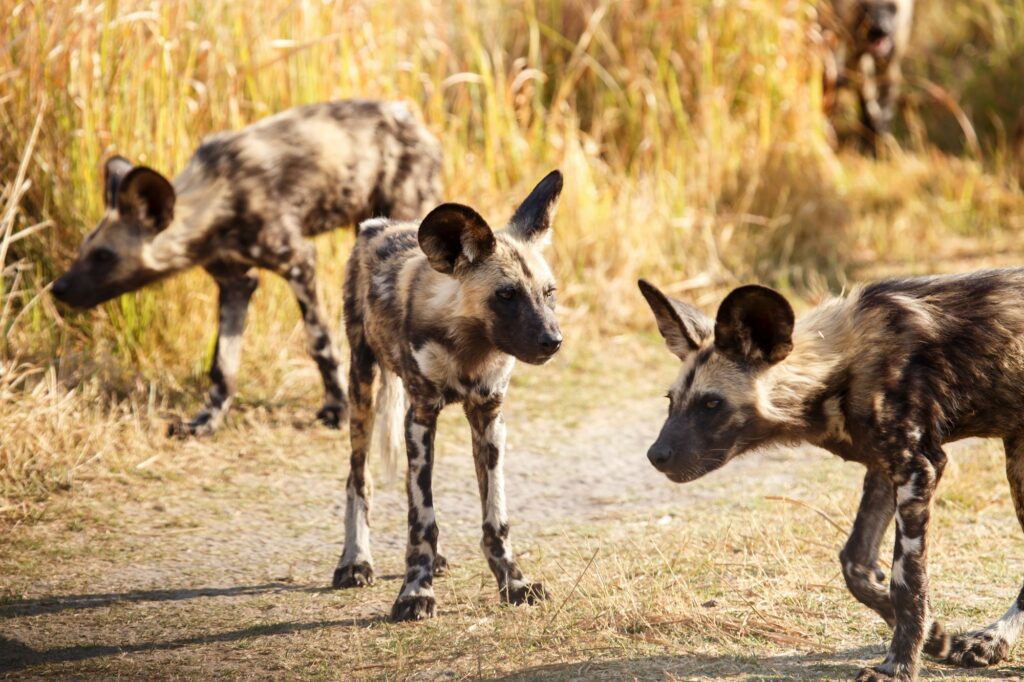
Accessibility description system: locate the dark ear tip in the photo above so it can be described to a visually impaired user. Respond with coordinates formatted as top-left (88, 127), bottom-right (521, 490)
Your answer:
top-left (717, 284), bottom-right (795, 326)
top-left (420, 203), bottom-right (489, 234)
top-left (423, 202), bottom-right (478, 219)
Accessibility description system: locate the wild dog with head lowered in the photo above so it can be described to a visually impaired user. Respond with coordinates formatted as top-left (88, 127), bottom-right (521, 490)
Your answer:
top-left (640, 269), bottom-right (1024, 681)
top-left (52, 100), bottom-right (442, 436)
top-left (334, 171), bottom-right (564, 622)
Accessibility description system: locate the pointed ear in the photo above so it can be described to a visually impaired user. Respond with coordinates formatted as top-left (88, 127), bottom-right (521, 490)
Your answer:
top-left (638, 279), bottom-right (713, 360)
top-left (418, 203), bottom-right (496, 274)
top-left (116, 167), bottom-right (176, 232)
top-left (104, 156), bottom-right (135, 209)
top-left (714, 285), bottom-right (795, 365)
top-left (507, 170), bottom-right (562, 245)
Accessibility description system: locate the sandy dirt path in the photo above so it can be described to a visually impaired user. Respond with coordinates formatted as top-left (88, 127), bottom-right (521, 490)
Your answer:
top-left (0, 370), bottom-right (828, 681)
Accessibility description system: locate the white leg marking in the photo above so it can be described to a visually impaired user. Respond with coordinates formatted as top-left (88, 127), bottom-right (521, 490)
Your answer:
top-left (891, 557), bottom-right (907, 587)
top-left (340, 478), bottom-right (372, 566)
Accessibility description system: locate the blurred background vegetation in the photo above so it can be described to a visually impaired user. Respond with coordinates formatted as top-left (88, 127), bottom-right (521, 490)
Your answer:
top-left (2, 0), bottom-right (1023, 504)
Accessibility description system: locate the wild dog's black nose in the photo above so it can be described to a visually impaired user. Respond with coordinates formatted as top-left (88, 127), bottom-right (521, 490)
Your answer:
top-left (539, 333), bottom-right (562, 354)
top-left (648, 445), bottom-right (671, 468)
top-left (51, 277), bottom-right (69, 300)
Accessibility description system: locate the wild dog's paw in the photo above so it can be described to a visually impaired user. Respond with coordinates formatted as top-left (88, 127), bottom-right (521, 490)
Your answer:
top-left (854, 667), bottom-right (908, 682)
top-left (945, 629), bottom-right (1011, 667)
top-left (167, 413), bottom-right (216, 439)
top-left (316, 404), bottom-right (348, 430)
top-left (332, 561), bottom-right (374, 589)
top-left (502, 581), bottom-right (548, 605)
top-left (432, 554), bottom-right (449, 577)
top-left (390, 595), bottom-right (436, 622)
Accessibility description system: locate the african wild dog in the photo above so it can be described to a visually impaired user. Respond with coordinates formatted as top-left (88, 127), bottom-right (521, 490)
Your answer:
top-left (51, 100), bottom-right (442, 437)
top-left (819, 0), bottom-right (914, 152)
top-left (333, 171), bottom-right (563, 622)
top-left (639, 269), bottom-right (1024, 681)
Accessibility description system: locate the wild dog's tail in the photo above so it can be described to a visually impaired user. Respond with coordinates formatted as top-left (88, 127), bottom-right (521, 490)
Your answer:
top-left (374, 369), bottom-right (406, 481)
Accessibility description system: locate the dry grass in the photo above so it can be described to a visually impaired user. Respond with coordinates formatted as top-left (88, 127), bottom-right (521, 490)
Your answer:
top-left (1, 344), bottom-right (1021, 680)
top-left (2, 2), bottom-right (1024, 678)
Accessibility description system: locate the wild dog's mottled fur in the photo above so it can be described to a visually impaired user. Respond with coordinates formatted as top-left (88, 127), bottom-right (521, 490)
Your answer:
top-left (820, 0), bottom-right (914, 152)
top-left (334, 172), bottom-right (564, 622)
top-left (52, 100), bottom-right (442, 436)
top-left (640, 269), bottom-right (1024, 681)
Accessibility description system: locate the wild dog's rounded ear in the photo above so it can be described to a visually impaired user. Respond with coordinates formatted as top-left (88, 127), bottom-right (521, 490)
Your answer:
top-left (714, 285), bottom-right (795, 365)
top-left (103, 156), bottom-right (134, 209)
top-left (638, 279), bottom-right (714, 361)
top-left (418, 203), bottom-right (496, 275)
top-left (508, 170), bottom-right (562, 245)
top-left (116, 167), bottom-right (176, 233)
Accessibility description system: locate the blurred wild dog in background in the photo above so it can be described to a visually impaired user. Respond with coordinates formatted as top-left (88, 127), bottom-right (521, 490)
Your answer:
top-left (819, 0), bottom-right (914, 152)
top-left (52, 100), bottom-right (442, 437)
top-left (640, 269), bottom-right (1024, 681)
top-left (333, 172), bottom-right (563, 622)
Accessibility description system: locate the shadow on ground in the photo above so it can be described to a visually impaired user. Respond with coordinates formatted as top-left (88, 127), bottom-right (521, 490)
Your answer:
top-left (0, 613), bottom-right (385, 673)
top-left (0, 581), bottom-right (327, 619)
top-left (493, 650), bottom-right (1023, 681)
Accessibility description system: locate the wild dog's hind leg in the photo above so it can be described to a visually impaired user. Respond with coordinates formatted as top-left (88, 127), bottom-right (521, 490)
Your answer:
top-left (282, 243), bottom-right (347, 428)
top-left (391, 401), bottom-right (442, 622)
top-left (332, 339), bottom-right (378, 589)
top-left (841, 469), bottom-right (953, 658)
top-left (943, 434), bottom-right (1024, 667)
top-left (170, 262), bottom-right (258, 438)
top-left (466, 397), bottom-right (547, 605)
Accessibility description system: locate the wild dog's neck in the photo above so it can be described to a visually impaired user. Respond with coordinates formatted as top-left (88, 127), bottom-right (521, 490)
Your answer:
top-left (143, 165), bottom-right (231, 274)
top-left (757, 297), bottom-right (852, 437)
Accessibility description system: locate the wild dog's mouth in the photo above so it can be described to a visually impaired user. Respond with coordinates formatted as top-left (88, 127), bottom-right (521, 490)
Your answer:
top-left (866, 34), bottom-right (893, 58)
top-left (516, 349), bottom-right (559, 366)
top-left (53, 282), bottom-right (122, 309)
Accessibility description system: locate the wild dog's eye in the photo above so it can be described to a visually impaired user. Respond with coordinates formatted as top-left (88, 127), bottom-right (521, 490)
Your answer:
top-left (544, 286), bottom-right (557, 304)
top-left (704, 399), bottom-right (721, 410)
top-left (90, 248), bottom-right (116, 265)
top-left (497, 286), bottom-right (517, 301)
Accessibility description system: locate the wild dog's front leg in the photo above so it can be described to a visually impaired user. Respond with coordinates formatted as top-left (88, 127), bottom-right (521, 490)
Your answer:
top-left (857, 453), bottom-right (944, 682)
top-left (842, 469), bottom-right (952, 660)
top-left (283, 247), bottom-right (347, 428)
top-left (170, 265), bottom-right (258, 438)
top-left (391, 402), bottom-right (442, 622)
top-left (466, 398), bottom-right (547, 605)
top-left (842, 469), bottom-right (896, 624)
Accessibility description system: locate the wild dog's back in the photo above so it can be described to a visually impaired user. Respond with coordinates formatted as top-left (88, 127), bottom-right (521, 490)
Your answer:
top-left (181, 100), bottom-right (442, 239)
top-left (837, 267), bottom-right (1024, 440)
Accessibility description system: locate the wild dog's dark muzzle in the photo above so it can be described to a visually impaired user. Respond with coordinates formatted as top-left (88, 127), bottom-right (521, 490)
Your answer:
top-left (51, 275), bottom-right (71, 301)
top-left (538, 330), bottom-right (562, 355)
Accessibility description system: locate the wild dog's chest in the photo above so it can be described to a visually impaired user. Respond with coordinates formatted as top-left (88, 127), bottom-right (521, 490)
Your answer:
top-left (408, 340), bottom-right (514, 403)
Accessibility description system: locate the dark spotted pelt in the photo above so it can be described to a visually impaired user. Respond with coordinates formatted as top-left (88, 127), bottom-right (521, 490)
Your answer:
top-left (52, 100), bottom-right (442, 436)
top-left (640, 268), bottom-right (1024, 681)
top-left (333, 171), bottom-right (564, 622)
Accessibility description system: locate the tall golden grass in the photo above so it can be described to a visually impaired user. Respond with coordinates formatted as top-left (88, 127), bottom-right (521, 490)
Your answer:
top-left (2, 0), bottom-right (1023, 507)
